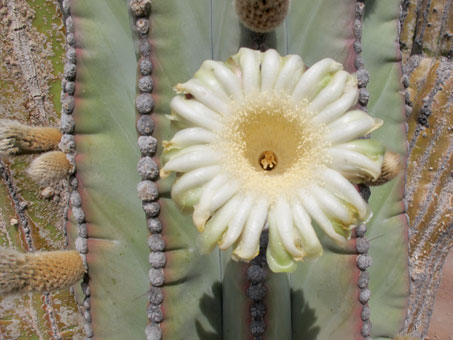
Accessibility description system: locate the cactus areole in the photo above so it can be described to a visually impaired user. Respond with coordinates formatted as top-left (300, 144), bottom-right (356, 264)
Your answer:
top-left (161, 48), bottom-right (386, 273)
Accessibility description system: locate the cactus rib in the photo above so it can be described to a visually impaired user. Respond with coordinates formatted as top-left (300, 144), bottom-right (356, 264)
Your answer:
top-left (129, 1), bottom-right (164, 338)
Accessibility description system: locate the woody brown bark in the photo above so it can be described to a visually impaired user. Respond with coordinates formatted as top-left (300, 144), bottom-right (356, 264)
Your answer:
top-left (400, 0), bottom-right (453, 337)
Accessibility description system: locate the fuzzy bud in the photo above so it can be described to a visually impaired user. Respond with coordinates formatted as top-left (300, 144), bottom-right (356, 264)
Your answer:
top-left (0, 248), bottom-right (85, 295)
top-left (0, 120), bottom-right (61, 155)
top-left (234, 0), bottom-right (290, 33)
top-left (366, 150), bottom-right (402, 186)
top-left (26, 151), bottom-right (72, 186)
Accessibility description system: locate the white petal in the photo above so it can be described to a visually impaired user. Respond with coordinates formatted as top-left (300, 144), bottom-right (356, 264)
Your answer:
top-left (308, 70), bottom-right (349, 113)
top-left (260, 49), bottom-right (282, 92)
top-left (292, 200), bottom-right (322, 258)
top-left (198, 195), bottom-right (242, 253)
top-left (195, 69), bottom-right (230, 103)
top-left (266, 209), bottom-right (297, 273)
top-left (233, 197), bottom-right (269, 261)
top-left (236, 47), bottom-right (261, 93)
top-left (219, 193), bottom-right (255, 249)
top-left (318, 167), bottom-right (369, 220)
top-left (327, 110), bottom-right (383, 144)
top-left (193, 174), bottom-right (229, 231)
top-left (170, 96), bottom-right (223, 131)
top-left (274, 55), bottom-right (305, 93)
top-left (162, 146), bottom-right (221, 174)
top-left (292, 58), bottom-right (343, 101)
top-left (298, 188), bottom-right (347, 244)
top-left (275, 197), bottom-right (304, 259)
top-left (164, 127), bottom-right (217, 150)
top-left (310, 185), bottom-right (355, 225)
top-left (200, 60), bottom-right (243, 100)
top-left (176, 79), bottom-right (230, 115)
top-left (171, 165), bottom-right (221, 200)
top-left (313, 76), bottom-right (358, 124)
top-left (328, 147), bottom-right (382, 182)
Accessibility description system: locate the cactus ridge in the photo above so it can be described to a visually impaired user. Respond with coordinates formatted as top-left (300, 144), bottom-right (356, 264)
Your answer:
top-left (130, 2), bottom-right (164, 339)
top-left (57, 0), bottom-right (94, 338)
top-left (351, 2), bottom-right (374, 339)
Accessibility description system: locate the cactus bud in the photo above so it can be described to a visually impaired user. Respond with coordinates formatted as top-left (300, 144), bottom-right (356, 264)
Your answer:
top-left (26, 151), bottom-right (72, 186)
top-left (0, 120), bottom-right (62, 155)
top-left (234, 0), bottom-right (290, 33)
top-left (365, 150), bottom-right (402, 186)
top-left (0, 248), bottom-right (85, 295)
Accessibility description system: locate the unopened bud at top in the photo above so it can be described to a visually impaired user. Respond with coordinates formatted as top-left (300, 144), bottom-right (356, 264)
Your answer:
top-left (234, 0), bottom-right (290, 33)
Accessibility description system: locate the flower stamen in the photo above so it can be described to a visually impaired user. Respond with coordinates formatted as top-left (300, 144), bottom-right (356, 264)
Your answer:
top-left (259, 150), bottom-right (278, 171)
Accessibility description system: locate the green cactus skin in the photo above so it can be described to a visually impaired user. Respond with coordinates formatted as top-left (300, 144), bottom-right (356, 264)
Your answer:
top-left (0, 0), bottom-right (412, 339)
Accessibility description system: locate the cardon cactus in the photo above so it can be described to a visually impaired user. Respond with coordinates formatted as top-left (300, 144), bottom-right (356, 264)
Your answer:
top-left (3, 0), bottom-right (450, 339)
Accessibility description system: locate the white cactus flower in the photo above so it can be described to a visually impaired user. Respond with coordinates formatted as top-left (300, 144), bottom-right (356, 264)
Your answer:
top-left (161, 48), bottom-right (384, 273)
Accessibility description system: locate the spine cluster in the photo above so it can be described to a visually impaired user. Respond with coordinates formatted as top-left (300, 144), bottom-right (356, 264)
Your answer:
top-left (129, 2), bottom-right (165, 340)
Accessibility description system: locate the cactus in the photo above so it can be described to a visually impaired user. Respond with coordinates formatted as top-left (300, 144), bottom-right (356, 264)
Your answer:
top-left (0, 0), bottom-right (450, 339)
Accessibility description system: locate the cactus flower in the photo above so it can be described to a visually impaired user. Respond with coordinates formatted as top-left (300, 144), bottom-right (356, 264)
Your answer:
top-left (161, 47), bottom-right (385, 272)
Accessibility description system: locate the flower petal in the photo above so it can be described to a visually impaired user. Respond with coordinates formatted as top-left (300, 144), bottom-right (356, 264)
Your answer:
top-left (232, 197), bottom-right (269, 261)
top-left (274, 197), bottom-right (304, 259)
top-left (193, 174), bottom-right (229, 231)
top-left (234, 47), bottom-right (261, 93)
top-left (199, 60), bottom-right (243, 100)
top-left (198, 194), bottom-right (242, 253)
top-left (335, 139), bottom-right (385, 160)
top-left (176, 79), bottom-right (230, 115)
top-left (162, 146), bottom-right (221, 174)
top-left (260, 49), bottom-right (282, 92)
top-left (292, 201), bottom-right (323, 259)
top-left (308, 70), bottom-right (349, 113)
top-left (163, 127), bottom-right (217, 151)
top-left (312, 76), bottom-right (359, 124)
top-left (170, 96), bottom-right (223, 131)
top-left (171, 165), bottom-right (221, 202)
top-left (319, 167), bottom-right (370, 220)
top-left (211, 176), bottom-right (239, 202)
top-left (274, 54), bottom-right (305, 93)
top-left (327, 110), bottom-right (383, 144)
top-left (298, 188), bottom-right (348, 244)
top-left (292, 58), bottom-right (343, 101)
top-left (328, 147), bottom-right (383, 183)
top-left (266, 209), bottom-right (297, 273)
top-left (310, 185), bottom-right (356, 227)
top-left (194, 65), bottom-right (231, 102)
top-left (218, 193), bottom-right (255, 249)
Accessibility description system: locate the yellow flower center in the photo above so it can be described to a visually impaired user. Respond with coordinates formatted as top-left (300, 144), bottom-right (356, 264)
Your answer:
top-left (215, 92), bottom-right (331, 202)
